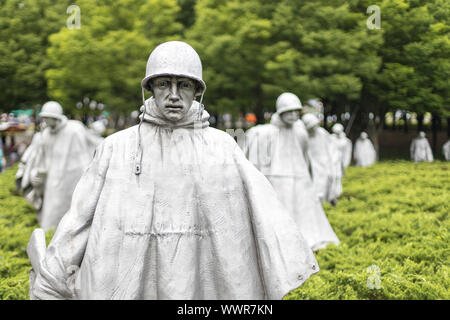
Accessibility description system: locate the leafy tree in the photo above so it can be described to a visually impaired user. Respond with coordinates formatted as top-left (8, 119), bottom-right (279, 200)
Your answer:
top-left (187, 0), bottom-right (382, 124)
top-left (364, 0), bottom-right (449, 123)
top-left (0, 0), bottom-right (71, 112)
top-left (186, 0), bottom-right (274, 121)
top-left (45, 0), bottom-right (183, 117)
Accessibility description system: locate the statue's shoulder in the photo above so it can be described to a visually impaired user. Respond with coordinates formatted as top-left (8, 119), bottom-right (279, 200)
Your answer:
top-left (103, 125), bottom-right (138, 145)
top-left (248, 123), bottom-right (277, 136)
top-left (66, 120), bottom-right (87, 131)
top-left (317, 127), bottom-right (329, 135)
top-left (205, 127), bottom-right (237, 143)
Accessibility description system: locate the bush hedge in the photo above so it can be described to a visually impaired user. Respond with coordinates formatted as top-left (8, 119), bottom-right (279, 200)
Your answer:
top-left (286, 160), bottom-right (449, 300)
top-left (0, 161), bottom-right (448, 300)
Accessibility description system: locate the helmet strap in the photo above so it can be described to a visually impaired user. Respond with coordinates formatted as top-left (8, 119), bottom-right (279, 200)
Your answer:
top-left (134, 88), bottom-right (146, 175)
top-left (197, 92), bottom-right (205, 121)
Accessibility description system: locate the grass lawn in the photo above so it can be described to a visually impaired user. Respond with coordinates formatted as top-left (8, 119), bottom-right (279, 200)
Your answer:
top-left (0, 161), bottom-right (449, 300)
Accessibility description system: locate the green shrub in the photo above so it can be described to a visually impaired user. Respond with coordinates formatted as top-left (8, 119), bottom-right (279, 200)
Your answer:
top-left (285, 160), bottom-right (449, 300)
top-left (0, 166), bottom-right (53, 300)
top-left (0, 161), bottom-right (448, 299)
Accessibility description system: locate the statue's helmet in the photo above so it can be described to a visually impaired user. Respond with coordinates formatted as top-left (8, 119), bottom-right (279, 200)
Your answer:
top-left (419, 131), bottom-right (426, 138)
top-left (141, 41), bottom-right (206, 97)
top-left (276, 92), bottom-right (302, 115)
top-left (90, 120), bottom-right (106, 135)
top-left (332, 123), bottom-right (344, 134)
top-left (302, 113), bottom-right (320, 130)
top-left (39, 101), bottom-right (63, 119)
top-left (360, 132), bottom-right (368, 139)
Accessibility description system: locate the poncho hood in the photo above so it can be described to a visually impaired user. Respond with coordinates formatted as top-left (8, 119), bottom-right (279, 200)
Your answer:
top-left (270, 113), bottom-right (286, 128)
top-left (139, 97), bottom-right (210, 129)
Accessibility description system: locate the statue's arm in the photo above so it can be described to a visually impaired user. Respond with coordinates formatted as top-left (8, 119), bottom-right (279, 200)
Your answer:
top-left (30, 140), bottom-right (112, 300)
top-left (301, 136), bottom-right (313, 179)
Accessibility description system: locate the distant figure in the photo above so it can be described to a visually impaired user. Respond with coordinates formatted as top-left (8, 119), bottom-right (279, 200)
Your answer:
top-left (0, 140), bottom-right (5, 172)
top-left (443, 139), bottom-right (450, 161)
top-left (302, 113), bottom-right (342, 205)
top-left (353, 132), bottom-right (376, 167)
top-left (26, 101), bottom-right (95, 230)
top-left (410, 131), bottom-right (433, 163)
top-left (331, 123), bottom-right (352, 175)
top-left (86, 120), bottom-right (106, 156)
top-left (245, 93), bottom-right (339, 250)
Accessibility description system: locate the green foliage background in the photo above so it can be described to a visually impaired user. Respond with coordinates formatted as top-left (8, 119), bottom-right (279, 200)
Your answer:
top-left (0, 161), bottom-right (448, 300)
top-left (1, 0), bottom-right (449, 128)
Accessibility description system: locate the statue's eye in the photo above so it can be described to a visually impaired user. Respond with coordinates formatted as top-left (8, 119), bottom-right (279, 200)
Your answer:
top-left (180, 81), bottom-right (194, 90)
top-left (157, 81), bottom-right (169, 88)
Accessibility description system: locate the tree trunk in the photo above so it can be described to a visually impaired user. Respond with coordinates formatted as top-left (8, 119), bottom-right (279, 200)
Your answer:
top-left (431, 113), bottom-right (438, 152)
top-left (403, 112), bottom-right (408, 133)
top-left (417, 113), bottom-right (424, 132)
top-left (323, 108), bottom-right (329, 131)
top-left (447, 117), bottom-right (450, 138)
top-left (392, 112), bottom-right (396, 130)
top-left (254, 84), bottom-right (264, 125)
top-left (382, 112), bottom-right (388, 130)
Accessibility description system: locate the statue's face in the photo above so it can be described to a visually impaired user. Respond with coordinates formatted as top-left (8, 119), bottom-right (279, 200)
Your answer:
top-left (307, 125), bottom-right (316, 135)
top-left (151, 76), bottom-right (197, 122)
top-left (280, 110), bottom-right (300, 126)
top-left (42, 117), bottom-right (59, 129)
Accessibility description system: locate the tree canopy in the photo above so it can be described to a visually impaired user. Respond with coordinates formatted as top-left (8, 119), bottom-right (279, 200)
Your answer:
top-left (0, 0), bottom-right (448, 128)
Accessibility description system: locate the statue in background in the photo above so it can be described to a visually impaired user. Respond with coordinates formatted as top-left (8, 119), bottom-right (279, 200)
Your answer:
top-left (15, 130), bottom-right (44, 214)
top-left (86, 120), bottom-right (106, 156)
top-left (353, 132), bottom-right (376, 167)
top-left (410, 131), bottom-right (434, 163)
top-left (24, 101), bottom-right (95, 230)
top-left (443, 139), bottom-right (450, 161)
top-left (302, 113), bottom-right (342, 205)
top-left (244, 92), bottom-right (339, 251)
top-left (331, 123), bottom-right (352, 175)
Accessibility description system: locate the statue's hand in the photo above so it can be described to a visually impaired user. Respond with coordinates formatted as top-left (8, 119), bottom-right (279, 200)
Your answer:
top-left (30, 169), bottom-right (46, 187)
top-left (31, 175), bottom-right (44, 187)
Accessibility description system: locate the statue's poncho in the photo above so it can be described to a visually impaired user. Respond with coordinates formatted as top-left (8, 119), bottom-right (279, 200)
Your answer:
top-left (306, 127), bottom-right (341, 203)
top-left (34, 118), bottom-right (95, 230)
top-left (86, 130), bottom-right (105, 157)
top-left (353, 137), bottom-right (376, 167)
top-left (30, 98), bottom-right (318, 300)
top-left (244, 115), bottom-right (339, 251)
top-left (443, 140), bottom-right (450, 161)
top-left (410, 136), bottom-right (434, 163)
top-left (331, 133), bottom-right (352, 175)
top-left (16, 132), bottom-right (44, 213)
